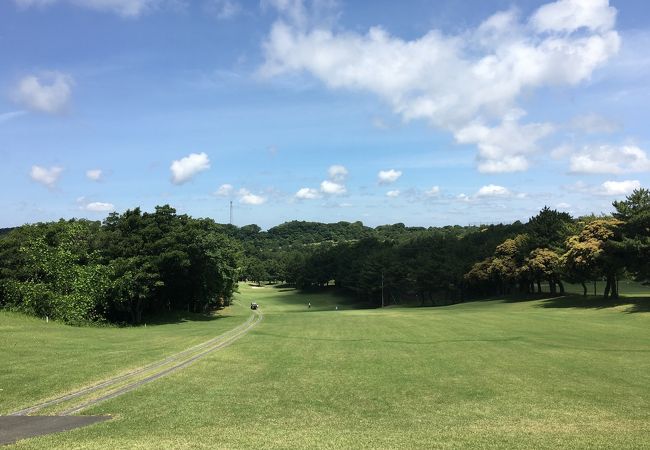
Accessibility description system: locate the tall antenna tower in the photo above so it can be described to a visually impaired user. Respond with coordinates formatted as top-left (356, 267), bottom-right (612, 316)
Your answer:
top-left (229, 200), bottom-right (233, 225)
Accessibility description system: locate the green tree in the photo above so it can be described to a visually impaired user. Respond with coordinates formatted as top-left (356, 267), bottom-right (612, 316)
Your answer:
top-left (562, 218), bottom-right (623, 298)
top-left (612, 188), bottom-right (650, 285)
top-left (525, 248), bottom-right (564, 294)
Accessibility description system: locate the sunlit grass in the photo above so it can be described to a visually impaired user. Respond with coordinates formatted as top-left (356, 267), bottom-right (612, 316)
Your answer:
top-left (6, 285), bottom-right (650, 449)
top-left (0, 302), bottom-right (249, 415)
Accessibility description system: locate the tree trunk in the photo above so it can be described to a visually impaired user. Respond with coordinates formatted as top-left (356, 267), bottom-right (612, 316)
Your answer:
top-left (537, 280), bottom-right (542, 293)
top-left (581, 281), bottom-right (587, 297)
top-left (558, 280), bottom-right (565, 295)
top-left (550, 281), bottom-right (557, 295)
top-left (604, 277), bottom-right (611, 298)
top-left (611, 275), bottom-right (619, 299)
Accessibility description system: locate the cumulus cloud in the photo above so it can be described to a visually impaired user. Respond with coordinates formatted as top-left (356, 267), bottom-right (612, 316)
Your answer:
top-left (569, 145), bottom-right (650, 174)
top-left (424, 186), bottom-right (440, 197)
top-left (238, 188), bottom-right (266, 205)
top-left (328, 164), bottom-right (348, 182)
top-left (261, 0), bottom-right (620, 172)
top-left (386, 190), bottom-right (400, 198)
top-left (600, 180), bottom-right (641, 196)
top-left (14, 0), bottom-right (174, 17)
top-left (455, 115), bottom-right (554, 173)
top-left (311, 164), bottom-right (348, 195)
top-left (215, 183), bottom-right (234, 196)
top-left (320, 179), bottom-right (346, 195)
top-left (295, 187), bottom-right (321, 199)
top-left (30, 165), bottom-right (63, 189)
top-left (457, 193), bottom-right (471, 203)
top-left (569, 113), bottom-right (620, 134)
top-left (170, 152), bottom-right (210, 185)
top-left (530, 0), bottom-right (616, 33)
top-left (378, 169), bottom-right (402, 184)
top-left (13, 72), bottom-right (73, 114)
top-left (476, 184), bottom-right (511, 197)
top-left (86, 169), bottom-right (103, 181)
top-left (84, 201), bottom-right (115, 212)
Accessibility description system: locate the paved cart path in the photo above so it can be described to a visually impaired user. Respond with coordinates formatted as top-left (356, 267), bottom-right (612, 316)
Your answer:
top-left (0, 416), bottom-right (110, 446)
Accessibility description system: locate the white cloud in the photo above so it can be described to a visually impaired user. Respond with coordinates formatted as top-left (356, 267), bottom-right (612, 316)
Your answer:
top-left (530, 0), bottom-right (616, 33)
top-left (215, 183), bottom-right (234, 197)
top-left (205, 0), bottom-right (241, 19)
top-left (328, 164), bottom-right (348, 182)
top-left (425, 186), bottom-right (440, 197)
top-left (14, 72), bottom-right (73, 114)
top-left (30, 165), bottom-right (63, 189)
top-left (600, 180), bottom-right (641, 196)
top-left (170, 152), bottom-right (210, 185)
top-left (14, 0), bottom-right (173, 17)
top-left (313, 164), bottom-right (349, 195)
top-left (457, 193), bottom-right (471, 202)
top-left (238, 188), bottom-right (266, 205)
top-left (386, 190), bottom-right (400, 198)
top-left (556, 202), bottom-right (571, 209)
top-left (569, 113), bottom-right (620, 134)
top-left (84, 201), bottom-right (115, 212)
top-left (0, 110), bottom-right (27, 124)
top-left (377, 169), bottom-right (402, 184)
top-left (86, 169), bottom-right (103, 181)
top-left (295, 187), bottom-right (321, 199)
top-left (569, 145), bottom-right (650, 174)
top-left (320, 179), bottom-right (346, 195)
top-left (261, 0), bottom-right (620, 172)
top-left (476, 184), bottom-right (511, 197)
top-left (454, 115), bottom-right (554, 173)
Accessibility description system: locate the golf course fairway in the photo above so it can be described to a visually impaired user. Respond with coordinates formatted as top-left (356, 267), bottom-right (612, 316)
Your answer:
top-left (3, 284), bottom-right (649, 449)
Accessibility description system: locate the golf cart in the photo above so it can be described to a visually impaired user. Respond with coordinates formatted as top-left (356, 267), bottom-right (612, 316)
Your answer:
top-left (250, 302), bottom-right (259, 310)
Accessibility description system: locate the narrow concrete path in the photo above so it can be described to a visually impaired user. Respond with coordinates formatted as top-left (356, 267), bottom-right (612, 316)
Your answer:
top-left (0, 416), bottom-right (110, 446)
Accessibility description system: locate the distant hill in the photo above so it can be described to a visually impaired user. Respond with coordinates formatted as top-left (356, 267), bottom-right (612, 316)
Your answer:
top-left (0, 227), bottom-right (15, 236)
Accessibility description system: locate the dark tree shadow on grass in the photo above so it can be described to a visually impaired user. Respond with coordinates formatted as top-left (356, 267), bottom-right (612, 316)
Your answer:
top-left (537, 295), bottom-right (650, 313)
top-left (137, 310), bottom-right (227, 326)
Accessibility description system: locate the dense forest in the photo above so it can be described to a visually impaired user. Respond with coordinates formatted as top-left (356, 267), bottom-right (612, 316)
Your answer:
top-left (0, 189), bottom-right (648, 325)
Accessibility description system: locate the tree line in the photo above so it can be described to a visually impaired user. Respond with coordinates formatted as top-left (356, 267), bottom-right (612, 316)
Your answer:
top-left (0, 206), bottom-right (239, 325)
top-left (235, 189), bottom-right (649, 306)
top-left (1, 189), bottom-right (647, 324)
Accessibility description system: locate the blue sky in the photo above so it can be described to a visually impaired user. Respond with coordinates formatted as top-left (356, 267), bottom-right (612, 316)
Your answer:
top-left (1, 0), bottom-right (649, 228)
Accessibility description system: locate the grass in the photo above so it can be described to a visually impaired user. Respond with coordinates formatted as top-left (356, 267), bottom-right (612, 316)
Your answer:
top-left (5, 285), bottom-right (650, 449)
top-left (0, 302), bottom-right (250, 415)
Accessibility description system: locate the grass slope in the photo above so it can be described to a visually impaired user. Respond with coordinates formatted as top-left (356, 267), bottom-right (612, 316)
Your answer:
top-left (0, 302), bottom-right (250, 415)
top-left (6, 286), bottom-right (650, 449)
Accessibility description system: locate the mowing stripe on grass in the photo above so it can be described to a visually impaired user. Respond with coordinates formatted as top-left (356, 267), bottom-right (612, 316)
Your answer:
top-left (9, 306), bottom-right (262, 417)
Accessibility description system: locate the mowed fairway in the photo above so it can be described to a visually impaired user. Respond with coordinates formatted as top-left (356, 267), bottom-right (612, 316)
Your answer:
top-left (6, 285), bottom-right (650, 449)
top-left (0, 302), bottom-right (250, 415)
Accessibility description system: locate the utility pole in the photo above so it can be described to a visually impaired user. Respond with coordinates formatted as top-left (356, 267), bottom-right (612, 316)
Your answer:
top-left (229, 200), bottom-right (233, 225)
top-left (381, 271), bottom-right (385, 308)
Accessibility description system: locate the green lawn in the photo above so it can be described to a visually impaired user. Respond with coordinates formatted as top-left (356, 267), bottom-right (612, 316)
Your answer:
top-left (0, 302), bottom-right (250, 415)
top-left (5, 285), bottom-right (650, 449)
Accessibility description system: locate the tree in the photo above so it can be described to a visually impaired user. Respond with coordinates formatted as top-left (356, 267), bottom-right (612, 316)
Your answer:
top-left (1, 221), bottom-right (110, 324)
top-left (527, 207), bottom-right (574, 250)
top-left (612, 188), bottom-right (650, 285)
top-left (562, 218), bottom-right (623, 298)
top-left (525, 248), bottom-right (564, 294)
